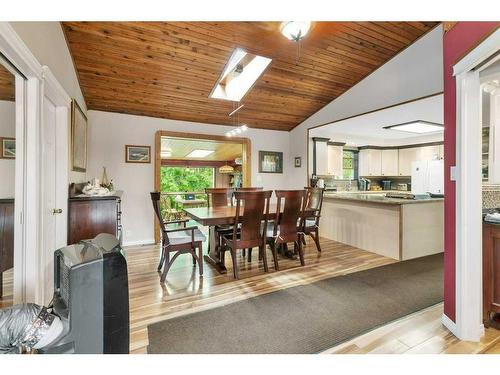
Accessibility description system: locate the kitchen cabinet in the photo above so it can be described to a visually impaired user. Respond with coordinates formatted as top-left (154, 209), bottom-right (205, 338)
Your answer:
top-left (315, 141), bottom-right (329, 175)
top-left (417, 145), bottom-right (441, 161)
top-left (439, 144), bottom-right (444, 160)
top-left (398, 147), bottom-right (419, 176)
top-left (359, 149), bottom-right (381, 177)
top-left (381, 149), bottom-right (399, 176)
top-left (327, 145), bottom-right (343, 177)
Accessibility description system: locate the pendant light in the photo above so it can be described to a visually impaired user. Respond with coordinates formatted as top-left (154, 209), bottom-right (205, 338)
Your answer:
top-left (280, 22), bottom-right (311, 42)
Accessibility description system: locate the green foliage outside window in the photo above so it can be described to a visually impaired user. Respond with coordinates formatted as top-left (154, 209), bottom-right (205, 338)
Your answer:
top-left (160, 166), bottom-right (215, 192)
top-left (342, 150), bottom-right (356, 180)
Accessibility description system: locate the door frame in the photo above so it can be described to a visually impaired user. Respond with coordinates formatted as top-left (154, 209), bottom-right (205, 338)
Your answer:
top-left (154, 130), bottom-right (251, 243)
top-left (0, 23), bottom-right (71, 304)
top-left (447, 28), bottom-right (500, 341)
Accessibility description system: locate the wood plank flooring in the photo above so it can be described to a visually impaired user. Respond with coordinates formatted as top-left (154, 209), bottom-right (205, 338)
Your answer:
top-left (2, 237), bottom-right (500, 354)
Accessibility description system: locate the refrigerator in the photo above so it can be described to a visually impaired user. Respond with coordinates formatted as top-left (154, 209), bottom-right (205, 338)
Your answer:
top-left (411, 160), bottom-right (444, 195)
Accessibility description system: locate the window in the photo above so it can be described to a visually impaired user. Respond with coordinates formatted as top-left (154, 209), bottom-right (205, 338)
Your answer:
top-left (160, 166), bottom-right (215, 192)
top-left (342, 150), bottom-right (358, 180)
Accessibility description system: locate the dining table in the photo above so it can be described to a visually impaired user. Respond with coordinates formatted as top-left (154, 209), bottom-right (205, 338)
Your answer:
top-left (183, 204), bottom-right (316, 274)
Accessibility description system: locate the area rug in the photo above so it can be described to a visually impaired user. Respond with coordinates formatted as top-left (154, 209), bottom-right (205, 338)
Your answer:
top-left (147, 253), bottom-right (443, 354)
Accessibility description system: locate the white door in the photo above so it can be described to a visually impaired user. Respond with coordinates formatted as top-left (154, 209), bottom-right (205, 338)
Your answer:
top-left (41, 97), bottom-right (68, 303)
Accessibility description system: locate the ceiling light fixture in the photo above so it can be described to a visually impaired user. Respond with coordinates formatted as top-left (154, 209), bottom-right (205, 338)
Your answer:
top-left (280, 21), bottom-right (311, 42)
top-left (219, 164), bottom-right (235, 174)
top-left (186, 149), bottom-right (214, 158)
top-left (383, 120), bottom-right (444, 134)
top-left (225, 124), bottom-right (249, 137)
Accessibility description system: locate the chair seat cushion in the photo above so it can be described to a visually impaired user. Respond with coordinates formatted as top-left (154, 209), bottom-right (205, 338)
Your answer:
top-left (304, 219), bottom-right (316, 228)
top-left (167, 228), bottom-right (206, 245)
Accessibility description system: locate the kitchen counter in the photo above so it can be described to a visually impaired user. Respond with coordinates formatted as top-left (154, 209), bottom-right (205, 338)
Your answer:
top-left (324, 191), bottom-right (444, 205)
top-left (320, 192), bottom-right (444, 261)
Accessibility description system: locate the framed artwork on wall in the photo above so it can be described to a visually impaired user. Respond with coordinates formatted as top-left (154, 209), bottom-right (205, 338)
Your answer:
top-left (0, 137), bottom-right (15, 159)
top-left (259, 151), bottom-right (283, 173)
top-left (294, 156), bottom-right (301, 168)
top-left (125, 145), bottom-right (151, 163)
top-left (71, 99), bottom-right (88, 172)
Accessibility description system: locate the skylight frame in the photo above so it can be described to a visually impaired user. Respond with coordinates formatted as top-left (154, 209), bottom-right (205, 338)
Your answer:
top-left (383, 120), bottom-right (444, 134)
top-left (209, 48), bottom-right (273, 103)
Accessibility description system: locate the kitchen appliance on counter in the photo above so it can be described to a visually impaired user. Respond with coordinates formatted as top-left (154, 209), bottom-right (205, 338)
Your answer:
top-left (358, 177), bottom-right (371, 191)
top-left (316, 178), bottom-right (325, 188)
top-left (381, 180), bottom-right (392, 191)
top-left (397, 183), bottom-right (409, 191)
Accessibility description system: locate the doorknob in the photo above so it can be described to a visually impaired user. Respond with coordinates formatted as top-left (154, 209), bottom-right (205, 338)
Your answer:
top-left (52, 208), bottom-right (63, 214)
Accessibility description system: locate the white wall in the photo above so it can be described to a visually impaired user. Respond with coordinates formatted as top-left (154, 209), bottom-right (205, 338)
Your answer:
top-left (0, 100), bottom-right (15, 198)
top-left (10, 21), bottom-right (87, 183)
top-left (87, 110), bottom-right (290, 246)
top-left (287, 25), bottom-right (444, 188)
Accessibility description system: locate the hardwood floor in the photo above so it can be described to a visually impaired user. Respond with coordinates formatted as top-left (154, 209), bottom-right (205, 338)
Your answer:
top-left (2, 237), bottom-right (500, 354)
top-left (0, 268), bottom-right (13, 309)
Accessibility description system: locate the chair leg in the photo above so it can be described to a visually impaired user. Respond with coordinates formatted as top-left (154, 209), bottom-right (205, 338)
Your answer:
top-left (230, 249), bottom-right (239, 279)
top-left (247, 248), bottom-right (252, 262)
top-left (301, 235), bottom-right (306, 245)
top-left (160, 251), bottom-right (180, 283)
top-left (270, 243), bottom-right (279, 271)
top-left (157, 246), bottom-right (165, 271)
top-left (261, 245), bottom-right (269, 272)
top-left (192, 253), bottom-right (196, 265)
top-left (242, 249), bottom-right (246, 257)
top-left (313, 228), bottom-right (322, 252)
top-left (297, 240), bottom-right (305, 266)
top-left (198, 245), bottom-right (204, 276)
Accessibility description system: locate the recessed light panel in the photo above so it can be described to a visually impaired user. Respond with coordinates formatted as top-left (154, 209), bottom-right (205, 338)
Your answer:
top-left (384, 120), bottom-right (444, 134)
top-left (186, 149), bottom-right (214, 158)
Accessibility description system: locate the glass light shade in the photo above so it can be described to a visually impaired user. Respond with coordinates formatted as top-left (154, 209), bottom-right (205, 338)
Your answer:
top-left (219, 165), bottom-right (234, 174)
top-left (280, 21), bottom-right (311, 41)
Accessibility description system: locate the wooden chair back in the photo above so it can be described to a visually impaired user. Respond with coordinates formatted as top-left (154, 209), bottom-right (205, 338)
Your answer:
top-left (236, 187), bottom-right (263, 191)
top-left (151, 192), bottom-right (167, 233)
top-left (205, 188), bottom-right (233, 207)
top-left (304, 187), bottom-right (324, 219)
top-left (231, 190), bottom-right (272, 249)
top-left (274, 190), bottom-right (307, 243)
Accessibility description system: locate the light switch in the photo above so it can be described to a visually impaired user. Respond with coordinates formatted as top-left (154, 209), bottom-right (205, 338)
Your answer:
top-left (450, 166), bottom-right (458, 181)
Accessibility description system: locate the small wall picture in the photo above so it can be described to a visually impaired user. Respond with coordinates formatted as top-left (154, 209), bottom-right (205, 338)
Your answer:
top-left (71, 100), bottom-right (88, 172)
top-left (0, 137), bottom-right (15, 159)
top-left (126, 145), bottom-right (151, 163)
top-left (294, 156), bottom-right (301, 168)
top-left (259, 151), bottom-right (283, 173)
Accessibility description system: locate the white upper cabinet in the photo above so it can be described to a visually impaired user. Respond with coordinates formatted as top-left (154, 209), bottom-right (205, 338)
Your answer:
top-left (327, 145), bottom-right (343, 177)
top-left (438, 144), bottom-right (444, 160)
top-left (315, 141), bottom-right (329, 175)
top-left (381, 149), bottom-right (399, 176)
top-left (417, 145), bottom-right (441, 161)
top-left (359, 149), bottom-right (382, 177)
top-left (398, 148), bottom-right (419, 176)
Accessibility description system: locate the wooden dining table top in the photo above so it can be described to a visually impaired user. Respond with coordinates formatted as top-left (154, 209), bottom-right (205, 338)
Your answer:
top-left (183, 204), bottom-right (315, 226)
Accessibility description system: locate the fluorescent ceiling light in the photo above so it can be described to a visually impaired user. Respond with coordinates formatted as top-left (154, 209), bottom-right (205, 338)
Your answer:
top-left (186, 149), bottom-right (214, 158)
top-left (383, 120), bottom-right (444, 134)
top-left (210, 48), bottom-right (272, 102)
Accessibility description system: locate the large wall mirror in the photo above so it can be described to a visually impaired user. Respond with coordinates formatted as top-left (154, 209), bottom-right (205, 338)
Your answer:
top-left (0, 55), bottom-right (24, 308)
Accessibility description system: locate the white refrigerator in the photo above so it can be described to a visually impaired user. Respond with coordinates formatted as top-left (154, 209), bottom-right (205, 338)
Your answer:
top-left (411, 160), bottom-right (444, 195)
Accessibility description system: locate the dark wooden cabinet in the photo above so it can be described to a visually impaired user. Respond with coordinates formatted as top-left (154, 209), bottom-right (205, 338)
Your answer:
top-left (68, 190), bottom-right (122, 245)
top-left (483, 223), bottom-right (500, 327)
top-left (0, 199), bottom-right (14, 298)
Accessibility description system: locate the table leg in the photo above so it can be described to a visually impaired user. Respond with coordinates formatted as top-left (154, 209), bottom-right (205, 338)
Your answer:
top-left (0, 272), bottom-right (3, 298)
top-left (203, 225), bottom-right (228, 274)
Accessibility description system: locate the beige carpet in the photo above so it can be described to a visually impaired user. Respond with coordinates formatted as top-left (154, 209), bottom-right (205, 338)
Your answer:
top-left (147, 253), bottom-right (443, 354)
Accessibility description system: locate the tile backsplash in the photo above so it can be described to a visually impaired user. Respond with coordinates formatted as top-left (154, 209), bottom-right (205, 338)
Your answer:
top-left (483, 184), bottom-right (500, 208)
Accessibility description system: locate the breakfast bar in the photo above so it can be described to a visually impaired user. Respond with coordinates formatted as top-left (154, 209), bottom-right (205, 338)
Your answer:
top-left (320, 192), bottom-right (444, 260)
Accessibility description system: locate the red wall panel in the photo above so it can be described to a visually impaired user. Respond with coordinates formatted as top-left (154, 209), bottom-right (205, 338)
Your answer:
top-left (443, 22), bottom-right (499, 322)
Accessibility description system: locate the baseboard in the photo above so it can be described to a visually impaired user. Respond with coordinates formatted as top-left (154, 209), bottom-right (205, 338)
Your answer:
top-left (442, 313), bottom-right (459, 337)
top-left (122, 239), bottom-right (156, 247)
top-left (442, 313), bottom-right (485, 341)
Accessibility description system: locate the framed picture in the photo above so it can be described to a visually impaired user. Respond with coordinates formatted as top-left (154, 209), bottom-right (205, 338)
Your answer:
top-left (294, 156), bottom-right (301, 168)
top-left (71, 100), bottom-right (88, 172)
top-left (125, 145), bottom-right (151, 163)
top-left (0, 137), bottom-right (15, 159)
top-left (259, 151), bottom-right (283, 173)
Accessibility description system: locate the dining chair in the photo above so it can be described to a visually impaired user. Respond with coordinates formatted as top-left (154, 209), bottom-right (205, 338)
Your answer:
top-left (151, 192), bottom-right (206, 282)
top-left (205, 188), bottom-right (234, 254)
top-left (300, 187), bottom-right (325, 252)
top-left (221, 190), bottom-right (272, 279)
top-left (232, 187), bottom-right (264, 257)
top-left (266, 190), bottom-right (307, 270)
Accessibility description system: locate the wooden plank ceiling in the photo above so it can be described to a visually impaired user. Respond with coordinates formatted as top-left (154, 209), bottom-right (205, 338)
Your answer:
top-left (62, 22), bottom-right (439, 131)
top-left (0, 64), bottom-right (15, 102)
top-left (160, 137), bottom-right (242, 161)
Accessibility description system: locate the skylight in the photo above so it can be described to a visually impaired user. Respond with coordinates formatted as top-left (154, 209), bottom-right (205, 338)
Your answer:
top-left (186, 149), bottom-right (214, 158)
top-left (383, 120), bottom-right (444, 134)
top-left (210, 48), bottom-right (272, 102)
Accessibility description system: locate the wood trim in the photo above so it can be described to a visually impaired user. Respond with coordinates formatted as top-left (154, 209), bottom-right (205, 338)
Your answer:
top-left (154, 130), bottom-right (251, 243)
top-left (327, 141), bottom-right (346, 146)
top-left (312, 137), bottom-right (330, 142)
top-left (358, 141), bottom-right (444, 150)
top-left (161, 159), bottom-right (237, 167)
top-left (308, 91), bottom-right (444, 131)
top-left (443, 22), bottom-right (458, 33)
top-left (125, 144), bottom-right (151, 164)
